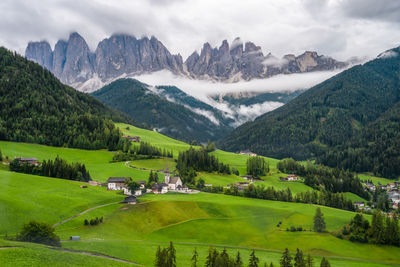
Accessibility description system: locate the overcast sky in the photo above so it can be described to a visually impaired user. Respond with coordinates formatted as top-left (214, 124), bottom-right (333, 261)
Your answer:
top-left (1, 0), bottom-right (400, 60)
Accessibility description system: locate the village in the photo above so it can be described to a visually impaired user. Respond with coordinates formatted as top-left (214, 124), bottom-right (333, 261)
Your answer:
top-left (105, 166), bottom-right (199, 205)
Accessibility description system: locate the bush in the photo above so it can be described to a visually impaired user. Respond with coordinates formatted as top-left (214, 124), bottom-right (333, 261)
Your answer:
top-left (18, 220), bottom-right (60, 247)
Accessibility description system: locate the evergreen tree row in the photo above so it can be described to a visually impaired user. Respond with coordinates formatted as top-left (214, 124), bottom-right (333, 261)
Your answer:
top-left (277, 158), bottom-right (368, 199)
top-left (154, 242), bottom-right (330, 267)
top-left (10, 156), bottom-right (91, 182)
top-left (247, 156), bottom-right (269, 178)
top-left (200, 184), bottom-right (355, 212)
top-left (338, 212), bottom-right (400, 247)
top-left (176, 147), bottom-right (231, 174)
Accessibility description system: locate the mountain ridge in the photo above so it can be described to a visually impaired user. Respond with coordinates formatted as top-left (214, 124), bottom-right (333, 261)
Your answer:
top-left (219, 46), bottom-right (400, 178)
top-left (26, 32), bottom-right (348, 92)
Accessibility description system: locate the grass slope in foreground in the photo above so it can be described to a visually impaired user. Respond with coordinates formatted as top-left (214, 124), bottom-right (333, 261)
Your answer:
top-left (0, 170), bottom-right (123, 234)
top-left (57, 193), bottom-right (400, 266)
top-left (0, 240), bottom-right (131, 267)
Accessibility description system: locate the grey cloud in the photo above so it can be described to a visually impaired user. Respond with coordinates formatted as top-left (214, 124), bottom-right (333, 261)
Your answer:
top-left (339, 0), bottom-right (400, 24)
top-left (1, 0), bottom-right (400, 62)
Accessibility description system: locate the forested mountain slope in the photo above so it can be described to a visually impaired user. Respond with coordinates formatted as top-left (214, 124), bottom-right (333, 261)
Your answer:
top-left (0, 47), bottom-right (133, 150)
top-left (92, 79), bottom-right (233, 142)
top-left (219, 47), bottom-right (400, 178)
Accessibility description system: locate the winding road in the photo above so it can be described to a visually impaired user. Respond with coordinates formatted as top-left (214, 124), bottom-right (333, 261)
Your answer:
top-left (52, 202), bottom-right (120, 227)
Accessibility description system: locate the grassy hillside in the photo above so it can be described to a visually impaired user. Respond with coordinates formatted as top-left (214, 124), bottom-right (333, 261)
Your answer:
top-left (0, 170), bottom-right (124, 234)
top-left (0, 141), bottom-right (153, 183)
top-left (219, 47), bottom-right (400, 178)
top-left (0, 47), bottom-right (133, 150)
top-left (92, 79), bottom-right (233, 142)
top-left (0, 240), bottom-right (131, 267)
top-left (55, 193), bottom-right (400, 266)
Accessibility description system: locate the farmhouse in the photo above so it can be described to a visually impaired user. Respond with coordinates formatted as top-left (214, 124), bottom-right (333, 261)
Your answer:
top-left (363, 182), bottom-right (376, 191)
top-left (280, 174), bottom-right (298, 181)
top-left (238, 151), bottom-right (257, 156)
top-left (232, 182), bottom-right (250, 191)
top-left (16, 157), bottom-right (39, 166)
top-left (354, 201), bottom-right (365, 208)
top-left (122, 136), bottom-right (141, 142)
top-left (122, 195), bottom-right (137, 205)
top-left (152, 183), bottom-right (168, 194)
top-left (107, 177), bottom-right (132, 190)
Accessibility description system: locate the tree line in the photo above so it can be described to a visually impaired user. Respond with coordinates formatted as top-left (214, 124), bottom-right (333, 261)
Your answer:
top-left (113, 141), bottom-right (173, 161)
top-left (199, 184), bottom-right (355, 212)
top-left (10, 156), bottom-right (91, 182)
top-left (277, 158), bottom-right (369, 199)
top-left (176, 147), bottom-right (231, 178)
top-left (338, 212), bottom-right (399, 247)
top-left (247, 156), bottom-right (269, 178)
top-left (154, 242), bottom-right (330, 267)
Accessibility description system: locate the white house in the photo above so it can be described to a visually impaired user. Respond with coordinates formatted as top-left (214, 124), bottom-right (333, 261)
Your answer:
top-left (165, 176), bottom-right (183, 190)
top-left (152, 183), bottom-right (168, 194)
top-left (107, 177), bottom-right (132, 190)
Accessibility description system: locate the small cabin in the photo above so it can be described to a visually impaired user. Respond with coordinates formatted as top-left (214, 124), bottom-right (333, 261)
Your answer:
top-left (69, 236), bottom-right (80, 241)
top-left (15, 157), bottom-right (39, 166)
top-left (122, 195), bottom-right (137, 205)
top-left (354, 201), bottom-right (365, 208)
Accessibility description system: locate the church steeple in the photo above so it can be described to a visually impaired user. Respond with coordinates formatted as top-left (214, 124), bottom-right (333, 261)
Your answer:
top-left (164, 164), bottom-right (170, 184)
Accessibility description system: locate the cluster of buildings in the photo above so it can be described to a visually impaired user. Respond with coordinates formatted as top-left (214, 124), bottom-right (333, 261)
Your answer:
top-left (106, 167), bottom-right (196, 204)
top-left (362, 180), bottom-right (400, 210)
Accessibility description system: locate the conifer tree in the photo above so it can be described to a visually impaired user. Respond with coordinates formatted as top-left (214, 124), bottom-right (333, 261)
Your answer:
top-left (319, 257), bottom-right (330, 267)
top-left (294, 249), bottom-right (305, 267)
top-left (191, 248), bottom-right (198, 267)
top-left (248, 250), bottom-right (259, 267)
top-left (167, 241), bottom-right (176, 267)
top-left (280, 248), bottom-right (292, 267)
top-left (235, 251), bottom-right (243, 267)
top-left (313, 208), bottom-right (326, 232)
top-left (306, 255), bottom-right (314, 267)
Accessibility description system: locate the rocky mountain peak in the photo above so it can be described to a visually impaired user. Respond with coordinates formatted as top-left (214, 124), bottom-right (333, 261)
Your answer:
top-left (25, 33), bottom-right (348, 92)
top-left (25, 41), bottom-right (53, 71)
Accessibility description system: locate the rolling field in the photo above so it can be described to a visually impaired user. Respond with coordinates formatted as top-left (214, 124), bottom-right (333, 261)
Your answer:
top-left (54, 193), bottom-right (400, 266)
top-left (0, 141), bottom-right (152, 183)
top-left (358, 174), bottom-right (399, 185)
top-left (0, 170), bottom-right (124, 234)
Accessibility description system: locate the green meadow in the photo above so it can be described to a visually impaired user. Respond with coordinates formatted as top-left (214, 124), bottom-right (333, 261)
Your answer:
top-left (54, 193), bottom-right (400, 266)
top-left (0, 240), bottom-right (132, 267)
top-left (358, 173), bottom-right (399, 185)
top-left (1, 123), bottom-right (399, 266)
top-left (0, 170), bottom-right (124, 234)
top-left (0, 141), bottom-right (153, 183)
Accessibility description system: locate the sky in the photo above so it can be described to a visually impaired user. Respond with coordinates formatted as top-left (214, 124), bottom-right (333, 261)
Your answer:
top-left (2, 0), bottom-right (400, 61)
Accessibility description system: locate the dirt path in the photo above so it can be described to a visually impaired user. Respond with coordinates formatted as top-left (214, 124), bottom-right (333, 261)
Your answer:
top-left (53, 248), bottom-right (141, 265)
top-left (0, 247), bottom-right (17, 249)
top-left (53, 202), bottom-right (120, 227)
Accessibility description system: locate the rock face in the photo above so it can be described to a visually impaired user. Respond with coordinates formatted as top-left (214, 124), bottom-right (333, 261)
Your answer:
top-left (25, 33), bottom-right (347, 92)
top-left (185, 38), bottom-right (347, 81)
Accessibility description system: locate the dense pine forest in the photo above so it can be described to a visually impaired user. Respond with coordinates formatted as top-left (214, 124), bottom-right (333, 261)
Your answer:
top-left (220, 47), bottom-right (400, 178)
top-left (0, 47), bottom-right (134, 150)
